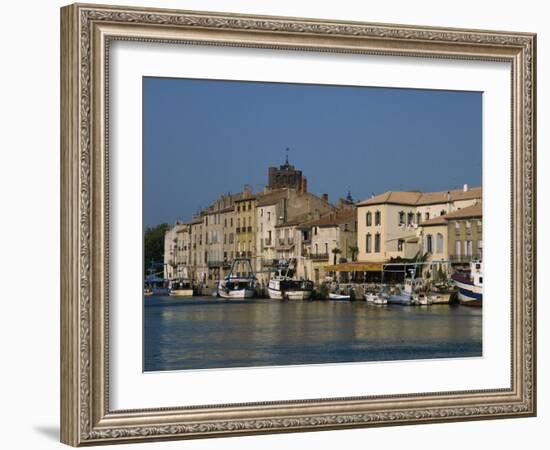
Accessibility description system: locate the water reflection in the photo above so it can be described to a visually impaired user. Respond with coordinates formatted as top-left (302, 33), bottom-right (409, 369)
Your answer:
top-left (144, 297), bottom-right (482, 371)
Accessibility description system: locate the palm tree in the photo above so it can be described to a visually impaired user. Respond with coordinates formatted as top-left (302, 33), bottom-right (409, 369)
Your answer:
top-left (348, 245), bottom-right (359, 262)
top-left (331, 247), bottom-right (342, 265)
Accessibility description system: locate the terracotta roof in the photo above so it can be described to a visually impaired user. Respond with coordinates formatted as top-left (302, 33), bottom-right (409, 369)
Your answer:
top-left (299, 209), bottom-right (357, 228)
top-left (420, 202), bottom-right (482, 227)
top-left (357, 186), bottom-right (482, 207)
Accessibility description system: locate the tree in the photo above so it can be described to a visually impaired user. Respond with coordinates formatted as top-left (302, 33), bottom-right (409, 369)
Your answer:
top-left (348, 245), bottom-right (359, 262)
top-left (144, 223), bottom-right (170, 275)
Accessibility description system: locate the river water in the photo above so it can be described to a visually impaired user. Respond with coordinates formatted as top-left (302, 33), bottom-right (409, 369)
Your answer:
top-left (144, 296), bottom-right (482, 372)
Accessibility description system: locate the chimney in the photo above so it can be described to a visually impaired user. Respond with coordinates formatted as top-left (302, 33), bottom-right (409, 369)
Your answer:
top-left (301, 177), bottom-right (308, 193)
top-left (463, 183), bottom-right (469, 192)
top-left (322, 193), bottom-right (329, 203)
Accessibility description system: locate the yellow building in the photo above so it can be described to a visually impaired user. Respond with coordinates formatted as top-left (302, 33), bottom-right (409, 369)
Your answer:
top-left (234, 194), bottom-right (257, 262)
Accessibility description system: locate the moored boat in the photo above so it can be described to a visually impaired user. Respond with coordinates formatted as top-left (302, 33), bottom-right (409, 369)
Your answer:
top-left (387, 277), bottom-right (423, 305)
top-left (451, 260), bottom-right (483, 306)
top-left (169, 279), bottom-right (194, 297)
top-left (268, 258), bottom-right (313, 300)
top-left (218, 258), bottom-right (257, 299)
top-left (328, 292), bottom-right (351, 301)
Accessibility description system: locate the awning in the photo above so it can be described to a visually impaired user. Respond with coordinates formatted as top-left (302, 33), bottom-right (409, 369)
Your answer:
top-left (323, 262), bottom-right (384, 272)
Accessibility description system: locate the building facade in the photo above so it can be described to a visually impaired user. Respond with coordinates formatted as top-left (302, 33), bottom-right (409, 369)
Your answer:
top-left (356, 186), bottom-right (481, 263)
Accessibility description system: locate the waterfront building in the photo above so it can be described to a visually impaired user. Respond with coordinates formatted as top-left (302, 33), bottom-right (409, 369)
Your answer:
top-left (188, 216), bottom-right (207, 284)
top-left (234, 185), bottom-right (257, 279)
top-left (299, 208), bottom-right (357, 284)
top-left (163, 223), bottom-right (179, 280)
top-left (174, 223), bottom-right (190, 279)
top-left (356, 185), bottom-right (481, 263)
top-left (417, 202), bottom-right (482, 277)
top-left (255, 188), bottom-right (335, 283)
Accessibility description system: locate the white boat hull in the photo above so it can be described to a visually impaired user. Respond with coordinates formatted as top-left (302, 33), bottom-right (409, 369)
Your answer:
top-left (218, 288), bottom-right (255, 299)
top-left (268, 288), bottom-right (311, 300)
top-left (329, 293), bottom-right (350, 301)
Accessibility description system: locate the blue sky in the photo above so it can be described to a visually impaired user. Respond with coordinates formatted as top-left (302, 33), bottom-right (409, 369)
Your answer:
top-left (143, 77), bottom-right (482, 227)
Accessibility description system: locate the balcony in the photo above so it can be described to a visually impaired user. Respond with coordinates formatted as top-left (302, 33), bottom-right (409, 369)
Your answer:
top-left (449, 253), bottom-right (482, 263)
top-left (264, 238), bottom-right (273, 247)
top-left (310, 253), bottom-right (329, 261)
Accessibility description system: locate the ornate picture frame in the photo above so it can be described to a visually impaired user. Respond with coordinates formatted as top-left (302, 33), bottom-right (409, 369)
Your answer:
top-left (60, 3), bottom-right (536, 446)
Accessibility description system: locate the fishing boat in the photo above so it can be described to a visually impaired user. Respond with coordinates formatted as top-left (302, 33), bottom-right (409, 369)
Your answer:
top-left (217, 258), bottom-right (257, 299)
top-left (169, 279), bottom-right (194, 297)
top-left (268, 258), bottom-right (313, 300)
top-left (451, 260), bottom-right (483, 306)
top-left (387, 273), bottom-right (423, 306)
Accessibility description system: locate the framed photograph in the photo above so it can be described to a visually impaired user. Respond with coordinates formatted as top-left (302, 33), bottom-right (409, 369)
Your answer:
top-left (60, 3), bottom-right (536, 446)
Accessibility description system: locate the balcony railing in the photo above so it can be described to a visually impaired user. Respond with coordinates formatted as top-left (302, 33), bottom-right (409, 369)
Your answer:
top-left (449, 253), bottom-right (482, 263)
top-left (310, 253), bottom-right (329, 261)
top-left (264, 238), bottom-right (273, 247)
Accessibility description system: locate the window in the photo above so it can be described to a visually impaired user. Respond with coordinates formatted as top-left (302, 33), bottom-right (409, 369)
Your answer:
top-left (477, 240), bottom-right (483, 258)
top-left (224, 218), bottom-right (227, 227)
top-left (398, 211), bottom-right (405, 226)
top-left (416, 212), bottom-right (421, 224)
top-left (436, 233), bottom-right (444, 253)
top-left (374, 233), bottom-right (381, 252)
top-left (237, 205), bottom-right (240, 212)
top-left (260, 209), bottom-right (263, 217)
top-left (315, 243), bottom-right (319, 254)
top-left (230, 218), bottom-right (233, 227)
top-left (205, 216), bottom-right (208, 226)
top-left (426, 234), bottom-right (433, 253)
top-left (366, 234), bottom-right (372, 253)
top-left (397, 239), bottom-right (404, 252)
top-left (425, 212), bottom-right (430, 221)
top-left (267, 212), bottom-right (271, 221)
top-left (467, 240), bottom-right (473, 256)
top-left (314, 227), bottom-right (318, 236)
top-left (407, 212), bottom-right (414, 226)
top-left (366, 212), bottom-right (372, 226)
top-left (375, 211), bottom-right (381, 226)
top-left (325, 243), bottom-right (328, 254)
top-left (440, 210), bottom-right (446, 216)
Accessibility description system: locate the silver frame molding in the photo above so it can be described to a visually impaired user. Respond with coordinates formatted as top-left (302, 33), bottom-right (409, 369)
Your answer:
top-left (60, 3), bottom-right (536, 446)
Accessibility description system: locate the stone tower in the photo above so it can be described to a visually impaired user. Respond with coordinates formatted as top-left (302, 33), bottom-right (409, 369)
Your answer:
top-left (267, 149), bottom-right (307, 193)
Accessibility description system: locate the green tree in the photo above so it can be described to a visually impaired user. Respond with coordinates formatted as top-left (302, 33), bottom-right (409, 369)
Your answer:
top-left (144, 223), bottom-right (170, 276)
top-left (348, 245), bottom-right (359, 262)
